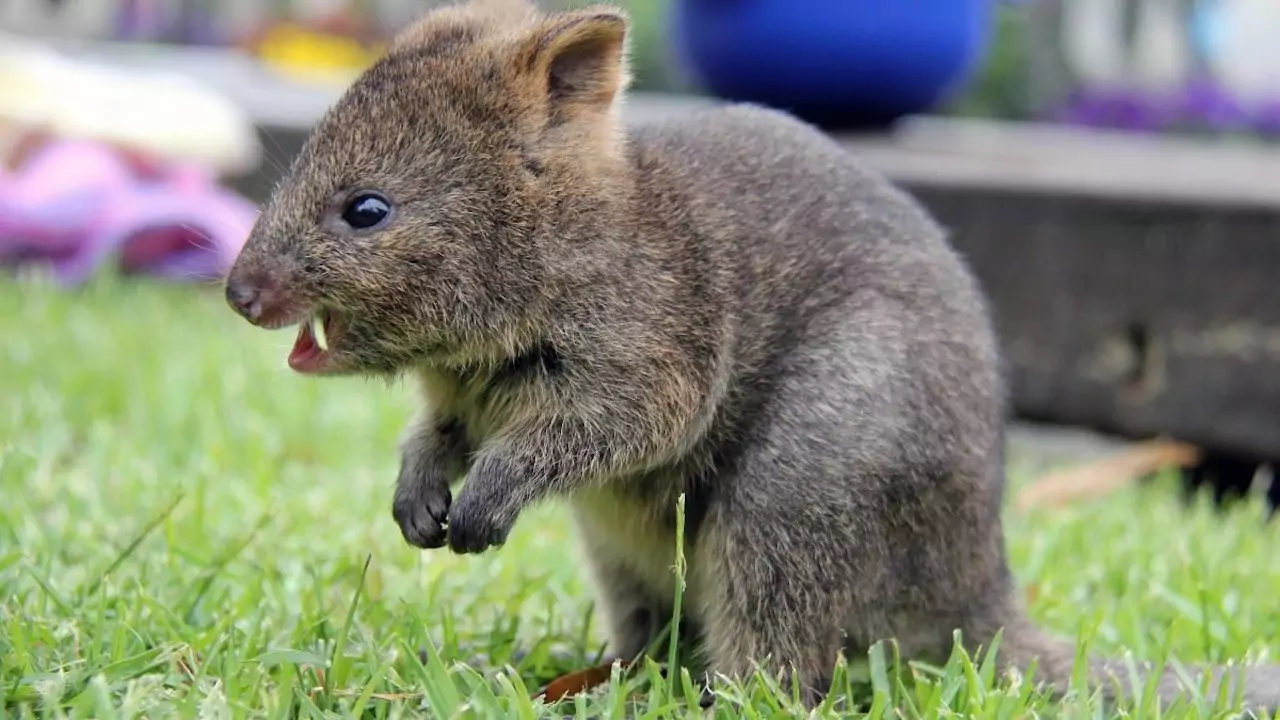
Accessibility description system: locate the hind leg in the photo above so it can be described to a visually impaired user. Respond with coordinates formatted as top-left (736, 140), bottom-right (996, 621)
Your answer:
top-left (691, 494), bottom-right (862, 704)
top-left (583, 555), bottom-right (673, 662)
top-left (573, 504), bottom-right (675, 663)
top-left (687, 377), bottom-right (1005, 698)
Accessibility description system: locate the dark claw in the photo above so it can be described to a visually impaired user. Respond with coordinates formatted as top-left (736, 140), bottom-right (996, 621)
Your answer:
top-left (700, 687), bottom-right (716, 708)
top-left (445, 497), bottom-right (511, 554)
top-left (392, 483), bottom-right (451, 549)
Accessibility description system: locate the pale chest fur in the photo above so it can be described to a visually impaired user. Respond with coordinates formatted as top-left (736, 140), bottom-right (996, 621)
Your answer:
top-left (569, 479), bottom-right (709, 616)
top-left (416, 365), bottom-right (530, 444)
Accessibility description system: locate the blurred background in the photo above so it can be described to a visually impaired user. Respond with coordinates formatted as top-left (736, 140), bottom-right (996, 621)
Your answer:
top-left (3, 0), bottom-right (1279, 506)
top-left (5, 0), bottom-right (1280, 132)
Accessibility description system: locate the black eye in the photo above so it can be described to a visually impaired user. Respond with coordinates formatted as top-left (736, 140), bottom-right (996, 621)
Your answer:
top-left (341, 193), bottom-right (391, 230)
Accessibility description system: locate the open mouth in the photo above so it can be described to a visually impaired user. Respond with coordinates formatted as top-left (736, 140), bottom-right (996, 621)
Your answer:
top-left (287, 308), bottom-right (337, 374)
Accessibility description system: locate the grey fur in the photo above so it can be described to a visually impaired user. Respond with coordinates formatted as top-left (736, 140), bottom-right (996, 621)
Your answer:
top-left (223, 0), bottom-right (1280, 710)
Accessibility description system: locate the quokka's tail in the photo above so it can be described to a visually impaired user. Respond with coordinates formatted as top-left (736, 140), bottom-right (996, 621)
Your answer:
top-left (998, 612), bottom-right (1280, 713)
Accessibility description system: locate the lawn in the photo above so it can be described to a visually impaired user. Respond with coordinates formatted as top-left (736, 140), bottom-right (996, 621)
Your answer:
top-left (2, 274), bottom-right (1279, 719)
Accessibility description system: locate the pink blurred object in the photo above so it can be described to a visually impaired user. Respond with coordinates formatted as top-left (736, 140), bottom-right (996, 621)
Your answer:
top-left (0, 137), bottom-right (257, 285)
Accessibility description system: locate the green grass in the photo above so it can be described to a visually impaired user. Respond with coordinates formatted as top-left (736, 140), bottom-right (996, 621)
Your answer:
top-left (2, 274), bottom-right (1279, 719)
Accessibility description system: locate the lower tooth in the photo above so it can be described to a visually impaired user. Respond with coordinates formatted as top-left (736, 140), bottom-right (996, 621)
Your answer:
top-left (312, 312), bottom-right (328, 351)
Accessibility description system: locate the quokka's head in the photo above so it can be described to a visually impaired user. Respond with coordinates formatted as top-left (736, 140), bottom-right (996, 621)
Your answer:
top-left (224, 0), bottom-right (631, 377)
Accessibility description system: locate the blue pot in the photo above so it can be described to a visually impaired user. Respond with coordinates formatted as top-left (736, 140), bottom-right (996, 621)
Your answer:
top-left (669, 0), bottom-right (995, 127)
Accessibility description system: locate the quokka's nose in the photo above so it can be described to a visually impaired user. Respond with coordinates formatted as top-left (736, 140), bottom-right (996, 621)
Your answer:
top-left (225, 277), bottom-right (264, 323)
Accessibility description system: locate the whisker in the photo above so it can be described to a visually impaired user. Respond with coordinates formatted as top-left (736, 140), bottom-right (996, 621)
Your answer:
top-left (254, 125), bottom-right (296, 180)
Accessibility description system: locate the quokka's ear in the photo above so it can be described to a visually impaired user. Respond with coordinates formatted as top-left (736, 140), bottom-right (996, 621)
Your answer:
top-left (513, 6), bottom-right (630, 124)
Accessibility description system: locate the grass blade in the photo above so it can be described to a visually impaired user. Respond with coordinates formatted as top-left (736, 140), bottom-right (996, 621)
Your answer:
top-left (667, 492), bottom-right (687, 699)
top-left (183, 512), bottom-right (272, 623)
top-left (327, 554), bottom-right (371, 697)
top-left (406, 638), bottom-right (463, 718)
top-left (82, 493), bottom-right (184, 599)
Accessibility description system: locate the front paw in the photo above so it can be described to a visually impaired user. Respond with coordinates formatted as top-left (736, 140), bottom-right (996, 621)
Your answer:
top-left (392, 471), bottom-right (451, 550)
top-left (446, 492), bottom-right (515, 554)
top-left (446, 464), bottom-right (519, 554)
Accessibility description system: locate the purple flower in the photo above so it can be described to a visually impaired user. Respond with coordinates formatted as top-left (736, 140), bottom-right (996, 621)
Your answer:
top-left (1054, 87), bottom-right (1173, 133)
top-left (1251, 100), bottom-right (1280, 139)
top-left (1173, 75), bottom-right (1248, 130)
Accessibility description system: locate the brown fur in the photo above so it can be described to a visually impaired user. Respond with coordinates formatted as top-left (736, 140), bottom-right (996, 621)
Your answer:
top-left (224, 0), bottom-right (1280, 711)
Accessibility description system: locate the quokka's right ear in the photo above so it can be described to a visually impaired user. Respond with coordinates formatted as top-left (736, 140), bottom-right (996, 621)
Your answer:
top-left (512, 6), bottom-right (630, 125)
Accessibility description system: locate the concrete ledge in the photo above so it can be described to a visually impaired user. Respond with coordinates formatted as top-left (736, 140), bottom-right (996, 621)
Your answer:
top-left (913, 185), bottom-right (1280, 461)
top-left (839, 118), bottom-right (1280, 210)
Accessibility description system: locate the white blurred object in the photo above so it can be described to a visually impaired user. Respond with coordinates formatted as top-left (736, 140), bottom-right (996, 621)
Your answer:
top-left (1203, 0), bottom-right (1280, 106)
top-left (0, 33), bottom-right (261, 176)
top-left (1061, 0), bottom-right (1127, 86)
top-left (1130, 0), bottom-right (1190, 92)
top-left (0, 0), bottom-right (115, 38)
top-left (1062, 0), bottom-right (1189, 93)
